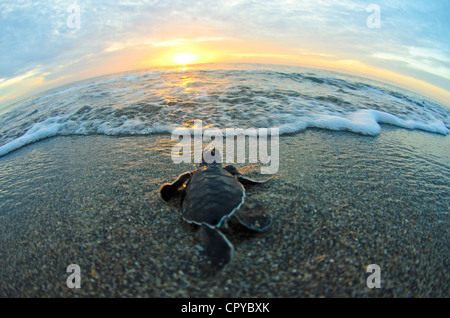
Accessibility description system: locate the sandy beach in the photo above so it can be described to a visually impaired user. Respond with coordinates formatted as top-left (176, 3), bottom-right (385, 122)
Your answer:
top-left (0, 126), bottom-right (448, 297)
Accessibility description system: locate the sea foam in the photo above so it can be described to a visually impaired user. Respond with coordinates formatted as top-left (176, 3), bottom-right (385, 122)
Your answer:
top-left (0, 64), bottom-right (448, 157)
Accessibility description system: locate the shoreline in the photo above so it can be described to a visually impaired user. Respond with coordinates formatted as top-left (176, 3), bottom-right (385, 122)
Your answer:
top-left (0, 127), bottom-right (448, 297)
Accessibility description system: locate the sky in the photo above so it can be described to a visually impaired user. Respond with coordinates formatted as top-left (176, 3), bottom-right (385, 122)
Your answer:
top-left (1, 0), bottom-right (449, 112)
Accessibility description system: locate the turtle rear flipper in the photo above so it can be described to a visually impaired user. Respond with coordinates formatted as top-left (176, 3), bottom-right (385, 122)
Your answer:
top-left (159, 172), bottom-right (191, 201)
top-left (201, 224), bottom-right (234, 270)
top-left (235, 208), bottom-right (273, 232)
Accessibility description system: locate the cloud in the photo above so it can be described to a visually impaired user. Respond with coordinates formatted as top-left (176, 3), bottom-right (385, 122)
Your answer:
top-left (0, 0), bottom-right (449, 108)
top-left (373, 47), bottom-right (450, 81)
top-left (0, 70), bottom-right (39, 89)
top-left (152, 37), bottom-right (224, 47)
top-left (231, 53), bottom-right (295, 59)
top-left (409, 47), bottom-right (450, 65)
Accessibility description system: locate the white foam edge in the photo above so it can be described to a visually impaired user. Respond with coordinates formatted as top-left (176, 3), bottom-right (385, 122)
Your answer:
top-left (0, 117), bottom-right (175, 157)
top-left (0, 109), bottom-right (448, 158)
top-left (279, 109), bottom-right (449, 136)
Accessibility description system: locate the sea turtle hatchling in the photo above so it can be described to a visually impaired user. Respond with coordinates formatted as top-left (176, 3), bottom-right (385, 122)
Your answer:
top-left (159, 148), bottom-right (273, 270)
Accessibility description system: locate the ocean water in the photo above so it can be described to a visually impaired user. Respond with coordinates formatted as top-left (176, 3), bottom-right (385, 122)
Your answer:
top-left (1, 63), bottom-right (449, 297)
top-left (0, 63), bottom-right (449, 157)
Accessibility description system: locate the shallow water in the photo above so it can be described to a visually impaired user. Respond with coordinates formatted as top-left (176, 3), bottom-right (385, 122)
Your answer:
top-left (0, 63), bottom-right (448, 297)
top-left (0, 127), bottom-right (448, 297)
top-left (1, 63), bottom-right (449, 157)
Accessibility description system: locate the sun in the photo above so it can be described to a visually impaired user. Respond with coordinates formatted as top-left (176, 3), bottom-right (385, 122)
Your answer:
top-left (172, 53), bottom-right (198, 65)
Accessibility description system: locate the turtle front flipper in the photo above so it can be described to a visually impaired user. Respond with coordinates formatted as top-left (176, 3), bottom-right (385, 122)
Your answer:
top-left (201, 224), bottom-right (234, 270)
top-left (159, 172), bottom-right (192, 202)
top-left (237, 175), bottom-right (272, 185)
top-left (223, 165), bottom-right (272, 185)
top-left (235, 208), bottom-right (273, 232)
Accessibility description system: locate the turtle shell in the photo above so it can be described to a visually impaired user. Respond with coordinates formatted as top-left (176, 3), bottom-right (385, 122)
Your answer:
top-left (181, 165), bottom-right (245, 227)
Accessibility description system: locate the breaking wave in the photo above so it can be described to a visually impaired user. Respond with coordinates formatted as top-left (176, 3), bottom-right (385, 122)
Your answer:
top-left (0, 64), bottom-right (448, 157)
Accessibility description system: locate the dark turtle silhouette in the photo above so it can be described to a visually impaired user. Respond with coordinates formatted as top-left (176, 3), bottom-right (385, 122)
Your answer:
top-left (159, 147), bottom-right (272, 270)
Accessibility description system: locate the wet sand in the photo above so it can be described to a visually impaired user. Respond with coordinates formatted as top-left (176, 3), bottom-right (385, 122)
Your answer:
top-left (0, 127), bottom-right (448, 297)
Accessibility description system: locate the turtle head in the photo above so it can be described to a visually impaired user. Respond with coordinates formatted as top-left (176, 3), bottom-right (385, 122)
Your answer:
top-left (200, 147), bottom-right (222, 167)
